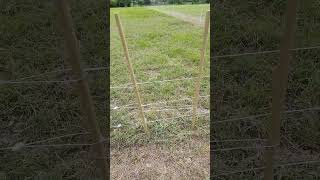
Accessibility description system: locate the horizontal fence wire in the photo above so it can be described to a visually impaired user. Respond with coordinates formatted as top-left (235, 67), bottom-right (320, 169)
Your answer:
top-left (0, 79), bottom-right (82, 85)
top-left (214, 107), bottom-right (320, 124)
top-left (111, 76), bottom-right (210, 89)
top-left (0, 67), bottom-right (108, 85)
top-left (0, 134), bottom-right (107, 151)
top-left (111, 95), bottom-right (210, 110)
top-left (147, 112), bottom-right (209, 124)
top-left (16, 67), bottom-right (108, 81)
top-left (2, 45), bottom-right (319, 86)
top-left (212, 45), bottom-right (320, 59)
top-left (212, 160), bottom-right (320, 177)
top-left (2, 43), bottom-right (319, 176)
top-left (111, 112), bottom-right (209, 129)
top-left (211, 138), bottom-right (268, 143)
top-left (211, 144), bottom-right (279, 152)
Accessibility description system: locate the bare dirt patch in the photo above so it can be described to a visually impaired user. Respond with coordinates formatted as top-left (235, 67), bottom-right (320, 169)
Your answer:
top-left (111, 139), bottom-right (209, 179)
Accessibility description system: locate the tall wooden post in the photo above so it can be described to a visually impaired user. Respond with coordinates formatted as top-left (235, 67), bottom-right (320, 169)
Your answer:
top-left (264, 0), bottom-right (298, 179)
top-left (55, 0), bottom-right (108, 179)
top-left (192, 10), bottom-right (210, 129)
top-left (115, 14), bottom-right (150, 136)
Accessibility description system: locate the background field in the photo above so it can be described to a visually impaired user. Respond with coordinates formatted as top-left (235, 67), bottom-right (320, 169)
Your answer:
top-left (150, 4), bottom-right (209, 16)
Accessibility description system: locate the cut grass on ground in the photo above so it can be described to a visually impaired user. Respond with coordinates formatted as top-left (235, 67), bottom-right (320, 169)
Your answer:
top-left (110, 7), bottom-right (210, 146)
top-left (150, 4), bottom-right (209, 17)
top-left (110, 6), bottom-right (210, 179)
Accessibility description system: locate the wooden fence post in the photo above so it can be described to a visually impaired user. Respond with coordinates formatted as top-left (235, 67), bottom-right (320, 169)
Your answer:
top-left (55, 0), bottom-right (109, 179)
top-left (114, 14), bottom-right (150, 136)
top-left (192, 10), bottom-right (210, 129)
top-left (264, 0), bottom-right (298, 179)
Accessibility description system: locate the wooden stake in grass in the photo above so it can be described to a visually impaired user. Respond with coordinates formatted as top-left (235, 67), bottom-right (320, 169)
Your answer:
top-left (115, 14), bottom-right (150, 136)
top-left (55, 0), bottom-right (108, 179)
top-left (191, 10), bottom-right (210, 129)
top-left (264, 0), bottom-right (298, 179)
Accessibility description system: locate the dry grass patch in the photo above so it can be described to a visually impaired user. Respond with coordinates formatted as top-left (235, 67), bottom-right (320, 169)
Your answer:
top-left (111, 138), bottom-right (209, 180)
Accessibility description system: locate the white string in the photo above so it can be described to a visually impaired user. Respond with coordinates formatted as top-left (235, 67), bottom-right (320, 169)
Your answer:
top-left (16, 66), bottom-right (108, 81)
top-left (111, 76), bottom-right (210, 89)
top-left (211, 144), bottom-right (278, 152)
top-left (0, 79), bottom-right (82, 85)
top-left (211, 138), bottom-right (267, 143)
top-left (212, 160), bottom-right (320, 177)
top-left (212, 45), bottom-right (320, 59)
top-left (147, 112), bottom-right (209, 124)
top-left (26, 132), bottom-right (90, 146)
top-left (214, 107), bottom-right (320, 124)
top-left (0, 137), bottom-right (108, 151)
top-left (111, 95), bottom-right (210, 110)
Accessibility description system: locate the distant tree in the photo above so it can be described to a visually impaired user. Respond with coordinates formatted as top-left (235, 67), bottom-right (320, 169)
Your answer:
top-left (144, 0), bottom-right (151, 5)
top-left (168, 0), bottom-right (183, 4)
top-left (137, 0), bottom-right (144, 6)
top-left (111, 0), bottom-right (118, 7)
top-left (192, 0), bottom-right (199, 4)
top-left (111, 0), bottom-right (207, 7)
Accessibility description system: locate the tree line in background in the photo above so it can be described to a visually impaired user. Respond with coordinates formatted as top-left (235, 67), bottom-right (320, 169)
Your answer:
top-left (111, 0), bottom-right (209, 7)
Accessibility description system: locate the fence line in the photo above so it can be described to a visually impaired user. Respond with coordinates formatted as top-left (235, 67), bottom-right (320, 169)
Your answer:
top-left (212, 45), bottom-right (320, 59)
top-left (111, 76), bottom-right (210, 89)
top-left (26, 132), bottom-right (90, 146)
top-left (110, 106), bottom-right (318, 129)
top-left (0, 79), bottom-right (82, 85)
top-left (211, 144), bottom-right (278, 152)
top-left (212, 160), bottom-right (320, 177)
top-left (214, 107), bottom-right (320, 124)
top-left (147, 112), bottom-right (209, 124)
top-left (211, 138), bottom-right (267, 143)
top-left (0, 138), bottom-right (108, 151)
top-left (111, 95), bottom-right (210, 110)
top-left (16, 67), bottom-right (108, 81)
top-left (2, 45), bottom-right (319, 86)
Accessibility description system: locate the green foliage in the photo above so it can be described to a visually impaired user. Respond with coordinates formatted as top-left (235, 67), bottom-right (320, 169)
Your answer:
top-left (111, 0), bottom-right (131, 7)
top-left (110, 0), bottom-right (208, 7)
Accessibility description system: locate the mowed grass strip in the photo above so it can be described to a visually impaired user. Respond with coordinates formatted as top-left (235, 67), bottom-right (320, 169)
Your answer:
top-left (150, 4), bottom-right (210, 17)
top-left (110, 8), bottom-right (210, 146)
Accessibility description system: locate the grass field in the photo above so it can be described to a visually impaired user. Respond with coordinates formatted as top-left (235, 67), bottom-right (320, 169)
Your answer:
top-left (110, 7), bottom-right (210, 145)
top-left (110, 6), bottom-right (210, 179)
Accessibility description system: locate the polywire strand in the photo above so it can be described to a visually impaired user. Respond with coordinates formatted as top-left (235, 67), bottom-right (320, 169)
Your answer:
top-left (3, 45), bottom-right (320, 85)
top-left (211, 138), bottom-right (267, 143)
top-left (0, 136), bottom-right (108, 151)
top-left (26, 132), bottom-right (90, 146)
top-left (112, 45), bottom-right (320, 89)
top-left (212, 160), bottom-right (320, 177)
top-left (111, 106), bottom-right (317, 129)
top-left (111, 76), bottom-right (210, 89)
top-left (111, 95), bottom-right (210, 110)
top-left (214, 107), bottom-right (320, 124)
top-left (212, 45), bottom-right (320, 59)
top-left (0, 79), bottom-right (82, 85)
top-left (147, 112), bottom-right (209, 124)
top-left (0, 67), bottom-right (109, 85)
top-left (211, 144), bottom-right (279, 152)
top-left (16, 67), bottom-right (108, 81)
